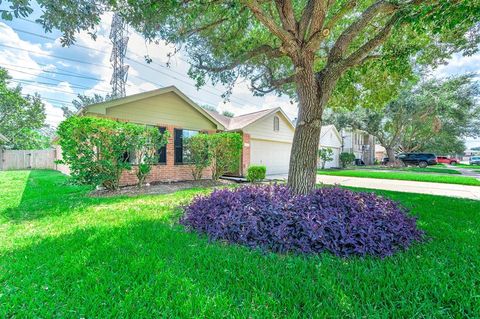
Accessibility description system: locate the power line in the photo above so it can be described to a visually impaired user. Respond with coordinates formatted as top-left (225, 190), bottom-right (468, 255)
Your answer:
top-left (5, 24), bottom-right (256, 106)
top-left (9, 79), bottom-right (82, 95)
top-left (1, 62), bottom-right (105, 81)
top-left (3, 67), bottom-right (113, 93)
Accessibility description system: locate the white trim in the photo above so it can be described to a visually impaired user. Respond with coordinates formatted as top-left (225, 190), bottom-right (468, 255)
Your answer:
top-left (242, 107), bottom-right (295, 131)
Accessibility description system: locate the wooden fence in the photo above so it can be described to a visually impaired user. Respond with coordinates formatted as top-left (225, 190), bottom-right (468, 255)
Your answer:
top-left (0, 149), bottom-right (56, 170)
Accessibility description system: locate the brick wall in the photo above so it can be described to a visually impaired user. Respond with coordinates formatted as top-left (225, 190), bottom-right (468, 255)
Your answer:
top-left (119, 124), bottom-right (213, 186)
top-left (55, 120), bottom-right (214, 186)
top-left (241, 133), bottom-right (251, 176)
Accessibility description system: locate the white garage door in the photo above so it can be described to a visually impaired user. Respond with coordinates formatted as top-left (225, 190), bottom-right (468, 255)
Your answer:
top-left (250, 139), bottom-right (292, 175)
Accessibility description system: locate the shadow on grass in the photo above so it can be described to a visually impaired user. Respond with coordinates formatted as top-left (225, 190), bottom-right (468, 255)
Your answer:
top-left (1, 170), bottom-right (139, 222)
top-left (1, 216), bottom-right (478, 318)
top-left (0, 219), bottom-right (345, 317)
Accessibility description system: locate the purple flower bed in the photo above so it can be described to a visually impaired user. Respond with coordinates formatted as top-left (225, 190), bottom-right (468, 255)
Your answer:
top-left (181, 185), bottom-right (425, 258)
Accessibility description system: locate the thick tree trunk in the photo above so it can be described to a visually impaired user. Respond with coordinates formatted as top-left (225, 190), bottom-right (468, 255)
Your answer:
top-left (287, 67), bottom-right (337, 194)
top-left (385, 147), bottom-right (403, 167)
top-left (386, 147), bottom-right (396, 163)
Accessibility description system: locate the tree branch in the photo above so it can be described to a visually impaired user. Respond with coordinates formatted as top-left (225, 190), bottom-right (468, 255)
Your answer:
top-left (195, 45), bottom-right (283, 72)
top-left (328, 0), bottom-right (398, 64)
top-left (306, 0), bottom-right (357, 52)
top-left (340, 13), bottom-right (400, 69)
top-left (242, 0), bottom-right (297, 48)
top-left (274, 0), bottom-right (298, 38)
top-left (251, 66), bottom-right (295, 93)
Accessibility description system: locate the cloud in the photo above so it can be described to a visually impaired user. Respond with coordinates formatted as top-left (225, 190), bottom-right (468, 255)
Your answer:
top-left (433, 53), bottom-right (480, 78)
top-left (44, 101), bottom-right (65, 127)
top-left (0, 22), bottom-right (50, 80)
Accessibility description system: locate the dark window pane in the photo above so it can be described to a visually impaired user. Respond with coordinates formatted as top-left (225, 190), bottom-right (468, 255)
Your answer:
top-left (174, 129), bottom-right (199, 164)
top-left (174, 129), bottom-right (183, 164)
top-left (158, 127), bottom-right (167, 164)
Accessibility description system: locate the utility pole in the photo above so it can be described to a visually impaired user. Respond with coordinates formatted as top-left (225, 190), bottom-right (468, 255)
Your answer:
top-left (109, 13), bottom-right (129, 98)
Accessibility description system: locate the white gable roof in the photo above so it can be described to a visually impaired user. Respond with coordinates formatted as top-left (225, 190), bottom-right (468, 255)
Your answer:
top-left (320, 125), bottom-right (342, 148)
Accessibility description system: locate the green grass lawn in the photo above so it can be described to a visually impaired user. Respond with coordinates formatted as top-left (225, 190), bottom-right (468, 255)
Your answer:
top-left (452, 164), bottom-right (480, 169)
top-left (356, 166), bottom-right (461, 174)
top-left (318, 169), bottom-right (480, 186)
top-left (1, 170), bottom-right (479, 317)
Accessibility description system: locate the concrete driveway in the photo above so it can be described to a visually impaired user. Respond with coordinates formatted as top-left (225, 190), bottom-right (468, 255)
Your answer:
top-left (316, 175), bottom-right (480, 200)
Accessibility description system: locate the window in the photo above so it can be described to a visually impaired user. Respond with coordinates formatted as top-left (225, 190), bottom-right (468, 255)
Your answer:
top-left (158, 127), bottom-right (167, 164)
top-left (273, 116), bottom-right (280, 131)
top-left (174, 129), bottom-right (198, 164)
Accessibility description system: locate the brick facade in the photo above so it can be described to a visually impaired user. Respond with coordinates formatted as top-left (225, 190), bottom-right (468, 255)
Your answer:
top-left (119, 124), bottom-right (213, 186)
top-left (241, 133), bottom-right (251, 176)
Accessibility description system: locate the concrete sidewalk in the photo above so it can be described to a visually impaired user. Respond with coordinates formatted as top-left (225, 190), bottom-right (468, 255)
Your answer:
top-left (316, 175), bottom-right (480, 200)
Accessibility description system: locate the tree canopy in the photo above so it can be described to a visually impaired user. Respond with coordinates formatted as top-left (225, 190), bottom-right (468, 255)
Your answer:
top-left (3, 0), bottom-right (479, 192)
top-left (325, 74), bottom-right (480, 156)
top-left (0, 68), bottom-right (51, 149)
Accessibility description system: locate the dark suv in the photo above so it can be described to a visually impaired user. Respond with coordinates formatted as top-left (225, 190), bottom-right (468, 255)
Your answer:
top-left (397, 153), bottom-right (437, 168)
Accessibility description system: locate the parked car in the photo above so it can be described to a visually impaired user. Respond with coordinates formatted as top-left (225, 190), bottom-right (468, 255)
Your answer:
top-left (381, 157), bottom-right (390, 165)
top-left (470, 156), bottom-right (480, 165)
top-left (355, 159), bottom-right (365, 166)
top-left (397, 153), bottom-right (437, 168)
top-left (436, 156), bottom-right (459, 165)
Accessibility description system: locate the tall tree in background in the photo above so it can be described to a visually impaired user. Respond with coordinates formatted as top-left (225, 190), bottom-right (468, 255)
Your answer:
top-left (62, 93), bottom-right (113, 118)
top-left (3, 1), bottom-right (479, 192)
top-left (0, 68), bottom-right (50, 149)
top-left (326, 75), bottom-right (480, 158)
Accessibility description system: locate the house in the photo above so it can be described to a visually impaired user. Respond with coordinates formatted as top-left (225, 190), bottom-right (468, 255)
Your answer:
top-left (375, 144), bottom-right (386, 162)
top-left (204, 107), bottom-right (295, 175)
top-left (463, 149), bottom-right (480, 161)
top-left (340, 128), bottom-right (375, 165)
top-left (318, 125), bottom-right (342, 168)
top-left (55, 86), bottom-right (295, 185)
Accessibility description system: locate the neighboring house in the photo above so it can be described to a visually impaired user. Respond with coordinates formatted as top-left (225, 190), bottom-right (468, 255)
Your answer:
top-left (318, 125), bottom-right (342, 168)
top-left (205, 107), bottom-right (295, 176)
top-left (375, 144), bottom-right (386, 162)
top-left (55, 86), bottom-right (295, 185)
top-left (463, 149), bottom-right (480, 161)
top-left (340, 128), bottom-right (376, 165)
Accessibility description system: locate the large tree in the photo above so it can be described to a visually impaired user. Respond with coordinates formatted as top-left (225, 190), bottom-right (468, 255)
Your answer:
top-left (3, 0), bottom-right (479, 192)
top-left (0, 68), bottom-right (50, 149)
top-left (326, 75), bottom-right (480, 158)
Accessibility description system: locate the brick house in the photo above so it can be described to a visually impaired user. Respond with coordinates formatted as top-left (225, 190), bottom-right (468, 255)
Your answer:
top-left (56, 86), bottom-right (295, 185)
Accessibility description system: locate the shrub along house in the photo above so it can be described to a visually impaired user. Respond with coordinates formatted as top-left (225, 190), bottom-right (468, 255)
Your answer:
top-left (56, 86), bottom-right (295, 185)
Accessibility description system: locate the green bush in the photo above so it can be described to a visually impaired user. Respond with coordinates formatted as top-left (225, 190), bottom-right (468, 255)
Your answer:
top-left (184, 132), bottom-right (243, 181)
top-left (56, 116), bottom-right (167, 190)
top-left (184, 133), bottom-right (211, 180)
top-left (209, 132), bottom-right (243, 180)
top-left (339, 152), bottom-right (356, 168)
top-left (130, 126), bottom-right (169, 187)
top-left (246, 165), bottom-right (266, 182)
top-left (318, 148), bottom-right (334, 169)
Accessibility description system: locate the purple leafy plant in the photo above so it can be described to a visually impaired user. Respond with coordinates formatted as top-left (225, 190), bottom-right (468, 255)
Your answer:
top-left (181, 185), bottom-right (425, 258)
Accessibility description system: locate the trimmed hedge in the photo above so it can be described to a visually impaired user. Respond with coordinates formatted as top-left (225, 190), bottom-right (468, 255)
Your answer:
top-left (246, 165), bottom-right (266, 182)
top-left (181, 185), bottom-right (425, 258)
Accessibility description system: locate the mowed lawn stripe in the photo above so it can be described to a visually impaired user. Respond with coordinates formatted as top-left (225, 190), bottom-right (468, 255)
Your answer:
top-left (0, 170), bottom-right (479, 317)
top-left (317, 169), bottom-right (480, 186)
